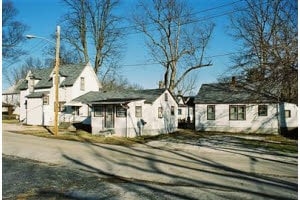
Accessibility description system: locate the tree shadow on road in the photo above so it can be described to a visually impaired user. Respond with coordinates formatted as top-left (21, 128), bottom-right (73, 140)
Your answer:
top-left (56, 139), bottom-right (297, 200)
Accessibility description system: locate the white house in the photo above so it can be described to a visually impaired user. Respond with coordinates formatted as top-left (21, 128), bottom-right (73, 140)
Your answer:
top-left (2, 79), bottom-right (24, 118)
top-left (71, 89), bottom-right (178, 137)
top-left (195, 83), bottom-right (298, 134)
top-left (19, 62), bottom-right (101, 126)
top-left (176, 95), bottom-right (195, 128)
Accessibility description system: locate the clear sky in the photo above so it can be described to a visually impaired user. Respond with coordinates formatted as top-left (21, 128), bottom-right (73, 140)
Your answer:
top-left (3, 0), bottom-right (244, 94)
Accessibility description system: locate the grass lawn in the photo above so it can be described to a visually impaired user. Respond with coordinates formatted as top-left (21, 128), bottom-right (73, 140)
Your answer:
top-left (3, 120), bottom-right (297, 153)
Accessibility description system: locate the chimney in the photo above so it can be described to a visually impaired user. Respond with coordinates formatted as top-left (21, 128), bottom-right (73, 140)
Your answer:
top-left (159, 81), bottom-right (165, 89)
top-left (231, 76), bottom-right (236, 88)
top-left (28, 73), bottom-right (35, 93)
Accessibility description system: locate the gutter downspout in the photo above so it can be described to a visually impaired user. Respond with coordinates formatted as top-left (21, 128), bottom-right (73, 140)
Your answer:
top-left (126, 109), bottom-right (128, 138)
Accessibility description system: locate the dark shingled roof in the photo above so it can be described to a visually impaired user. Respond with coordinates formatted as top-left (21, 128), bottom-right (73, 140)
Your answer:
top-left (19, 63), bottom-right (87, 90)
top-left (72, 88), bottom-right (167, 104)
top-left (194, 83), bottom-right (278, 104)
top-left (26, 91), bottom-right (50, 98)
top-left (3, 79), bottom-right (25, 94)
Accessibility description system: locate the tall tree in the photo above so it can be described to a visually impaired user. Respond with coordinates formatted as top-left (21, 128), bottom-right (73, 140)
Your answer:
top-left (133, 0), bottom-right (214, 92)
top-left (2, 0), bottom-right (28, 60)
top-left (5, 57), bottom-right (44, 86)
top-left (229, 0), bottom-right (297, 103)
top-left (60, 0), bottom-right (124, 75)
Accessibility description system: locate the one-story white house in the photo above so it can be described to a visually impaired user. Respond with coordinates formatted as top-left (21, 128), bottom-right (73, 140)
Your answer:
top-left (71, 88), bottom-right (178, 137)
top-left (194, 83), bottom-right (298, 134)
top-left (18, 62), bottom-right (101, 126)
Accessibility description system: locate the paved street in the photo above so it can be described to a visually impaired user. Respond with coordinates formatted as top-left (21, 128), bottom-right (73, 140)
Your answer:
top-left (3, 124), bottom-right (298, 199)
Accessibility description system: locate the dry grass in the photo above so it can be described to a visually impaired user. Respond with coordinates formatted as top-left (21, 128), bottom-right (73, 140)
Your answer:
top-left (2, 119), bottom-right (19, 124)
top-left (14, 128), bottom-right (141, 146)
top-left (6, 123), bottom-right (297, 152)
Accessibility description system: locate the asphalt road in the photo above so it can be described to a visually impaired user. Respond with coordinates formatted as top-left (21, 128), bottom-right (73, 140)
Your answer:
top-left (2, 124), bottom-right (298, 199)
top-left (4, 155), bottom-right (255, 200)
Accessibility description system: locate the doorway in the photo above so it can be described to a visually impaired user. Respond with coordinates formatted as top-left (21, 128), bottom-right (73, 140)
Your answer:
top-left (105, 105), bottom-right (114, 128)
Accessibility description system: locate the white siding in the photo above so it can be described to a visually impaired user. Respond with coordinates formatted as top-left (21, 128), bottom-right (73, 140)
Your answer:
top-left (279, 103), bottom-right (298, 129)
top-left (195, 103), bottom-right (279, 134)
top-left (91, 90), bottom-right (178, 137)
top-left (27, 98), bottom-right (43, 125)
top-left (19, 90), bottom-right (30, 122)
top-left (20, 63), bottom-right (100, 126)
top-left (91, 113), bottom-right (104, 134)
top-left (71, 64), bottom-right (100, 99)
top-left (126, 100), bottom-right (146, 137)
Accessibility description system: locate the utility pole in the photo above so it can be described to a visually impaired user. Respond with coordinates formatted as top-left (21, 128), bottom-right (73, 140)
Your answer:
top-left (54, 26), bottom-right (60, 136)
top-left (26, 26), bottom-right (61, 136)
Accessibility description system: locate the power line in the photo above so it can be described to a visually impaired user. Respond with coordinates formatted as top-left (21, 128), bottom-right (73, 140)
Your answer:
top-left (4, 40), bottom-right (50, 68)
top-left (121, 52), bottom-right (240, 67)
top-left (120, 0), bottom-right (245, 31)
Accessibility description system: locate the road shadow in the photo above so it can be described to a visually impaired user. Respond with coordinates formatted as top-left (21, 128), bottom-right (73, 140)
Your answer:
top-left (57, 138), bottom-right (297, 200)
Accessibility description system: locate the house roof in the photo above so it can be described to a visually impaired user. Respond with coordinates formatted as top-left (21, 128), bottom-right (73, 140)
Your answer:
top-left (194, 83), bottom-right (278, 104)
top-left (19, 63), bottom-right (87, 90)
top-left (176, 95), bottom-right (195, 106)
top-left (3, 79), bottom-right (26, 94)
top-left (26, 91), bottom-right (50, 98)
top-left (72, 88), bottom-right (168, 104)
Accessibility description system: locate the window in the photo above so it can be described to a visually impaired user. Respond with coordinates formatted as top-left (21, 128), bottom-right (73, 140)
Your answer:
top-left (58, 101), bottom-right (66, 112)
top-left (135, 106), bottom-right (142, 117)
top-left (158, 107), bottom-right (163, 118)
top-left (164, 93), bottom-right (168, 101)
top-left (285, 110), bottom-right (291, 118)
top-left (72, 106), bottom-right (80, 116)
top-left (207, 105), bottom-right (215, 120)
top-left (43, 95), bottom-right (49, 105)
top-left (178, 109), bottom-right (182, 115)
top-left (258, 105), bottom-right (268, 116)
top-left (229, 105), bottom-right (246, 120)
top-left (171, 106), bottom-right (175, 115)
top-left (80, 77), bottom-right (85, 91)
top-left (94, 106), bottom-right (104, 117)
top-left (116, 106), bottom-right (126, 117)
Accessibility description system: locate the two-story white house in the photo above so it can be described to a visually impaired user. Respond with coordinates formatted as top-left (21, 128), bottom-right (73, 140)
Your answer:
top-left (70, 88), bottom-right (178, 137)
top-left (19, 62), bottom-right (101, 126)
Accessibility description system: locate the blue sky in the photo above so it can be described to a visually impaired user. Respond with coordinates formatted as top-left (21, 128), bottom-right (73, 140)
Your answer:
top-left (3, 0), bottom-right (243, 94)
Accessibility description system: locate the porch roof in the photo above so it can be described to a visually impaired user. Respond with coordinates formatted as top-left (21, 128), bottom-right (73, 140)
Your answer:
top-left (26, 91), bottom-right (50, 98)
top-left (72, 89), bottom-right (167, 104)
top-left (90, 98), bottom-right (141, 105)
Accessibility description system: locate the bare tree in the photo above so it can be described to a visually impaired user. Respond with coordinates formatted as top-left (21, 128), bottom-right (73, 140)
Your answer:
top-left (133, 0), bottom-right (214, 92)
top-left (59, 0), bottom-right (89, 63)
top-left (44, 43), bottom-right (83, 66)
top-left (229, 0), bottom-right (297, 103)
top-left (5, 57), bottom-right (44, 86)
top-left (60, 0), bottom-right (124, 75)
top-left (2, 0), bottom-right (28, 60)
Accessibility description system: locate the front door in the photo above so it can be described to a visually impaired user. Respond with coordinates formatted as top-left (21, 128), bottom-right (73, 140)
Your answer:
top-left (105, 105), bottom-right (114, 128)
